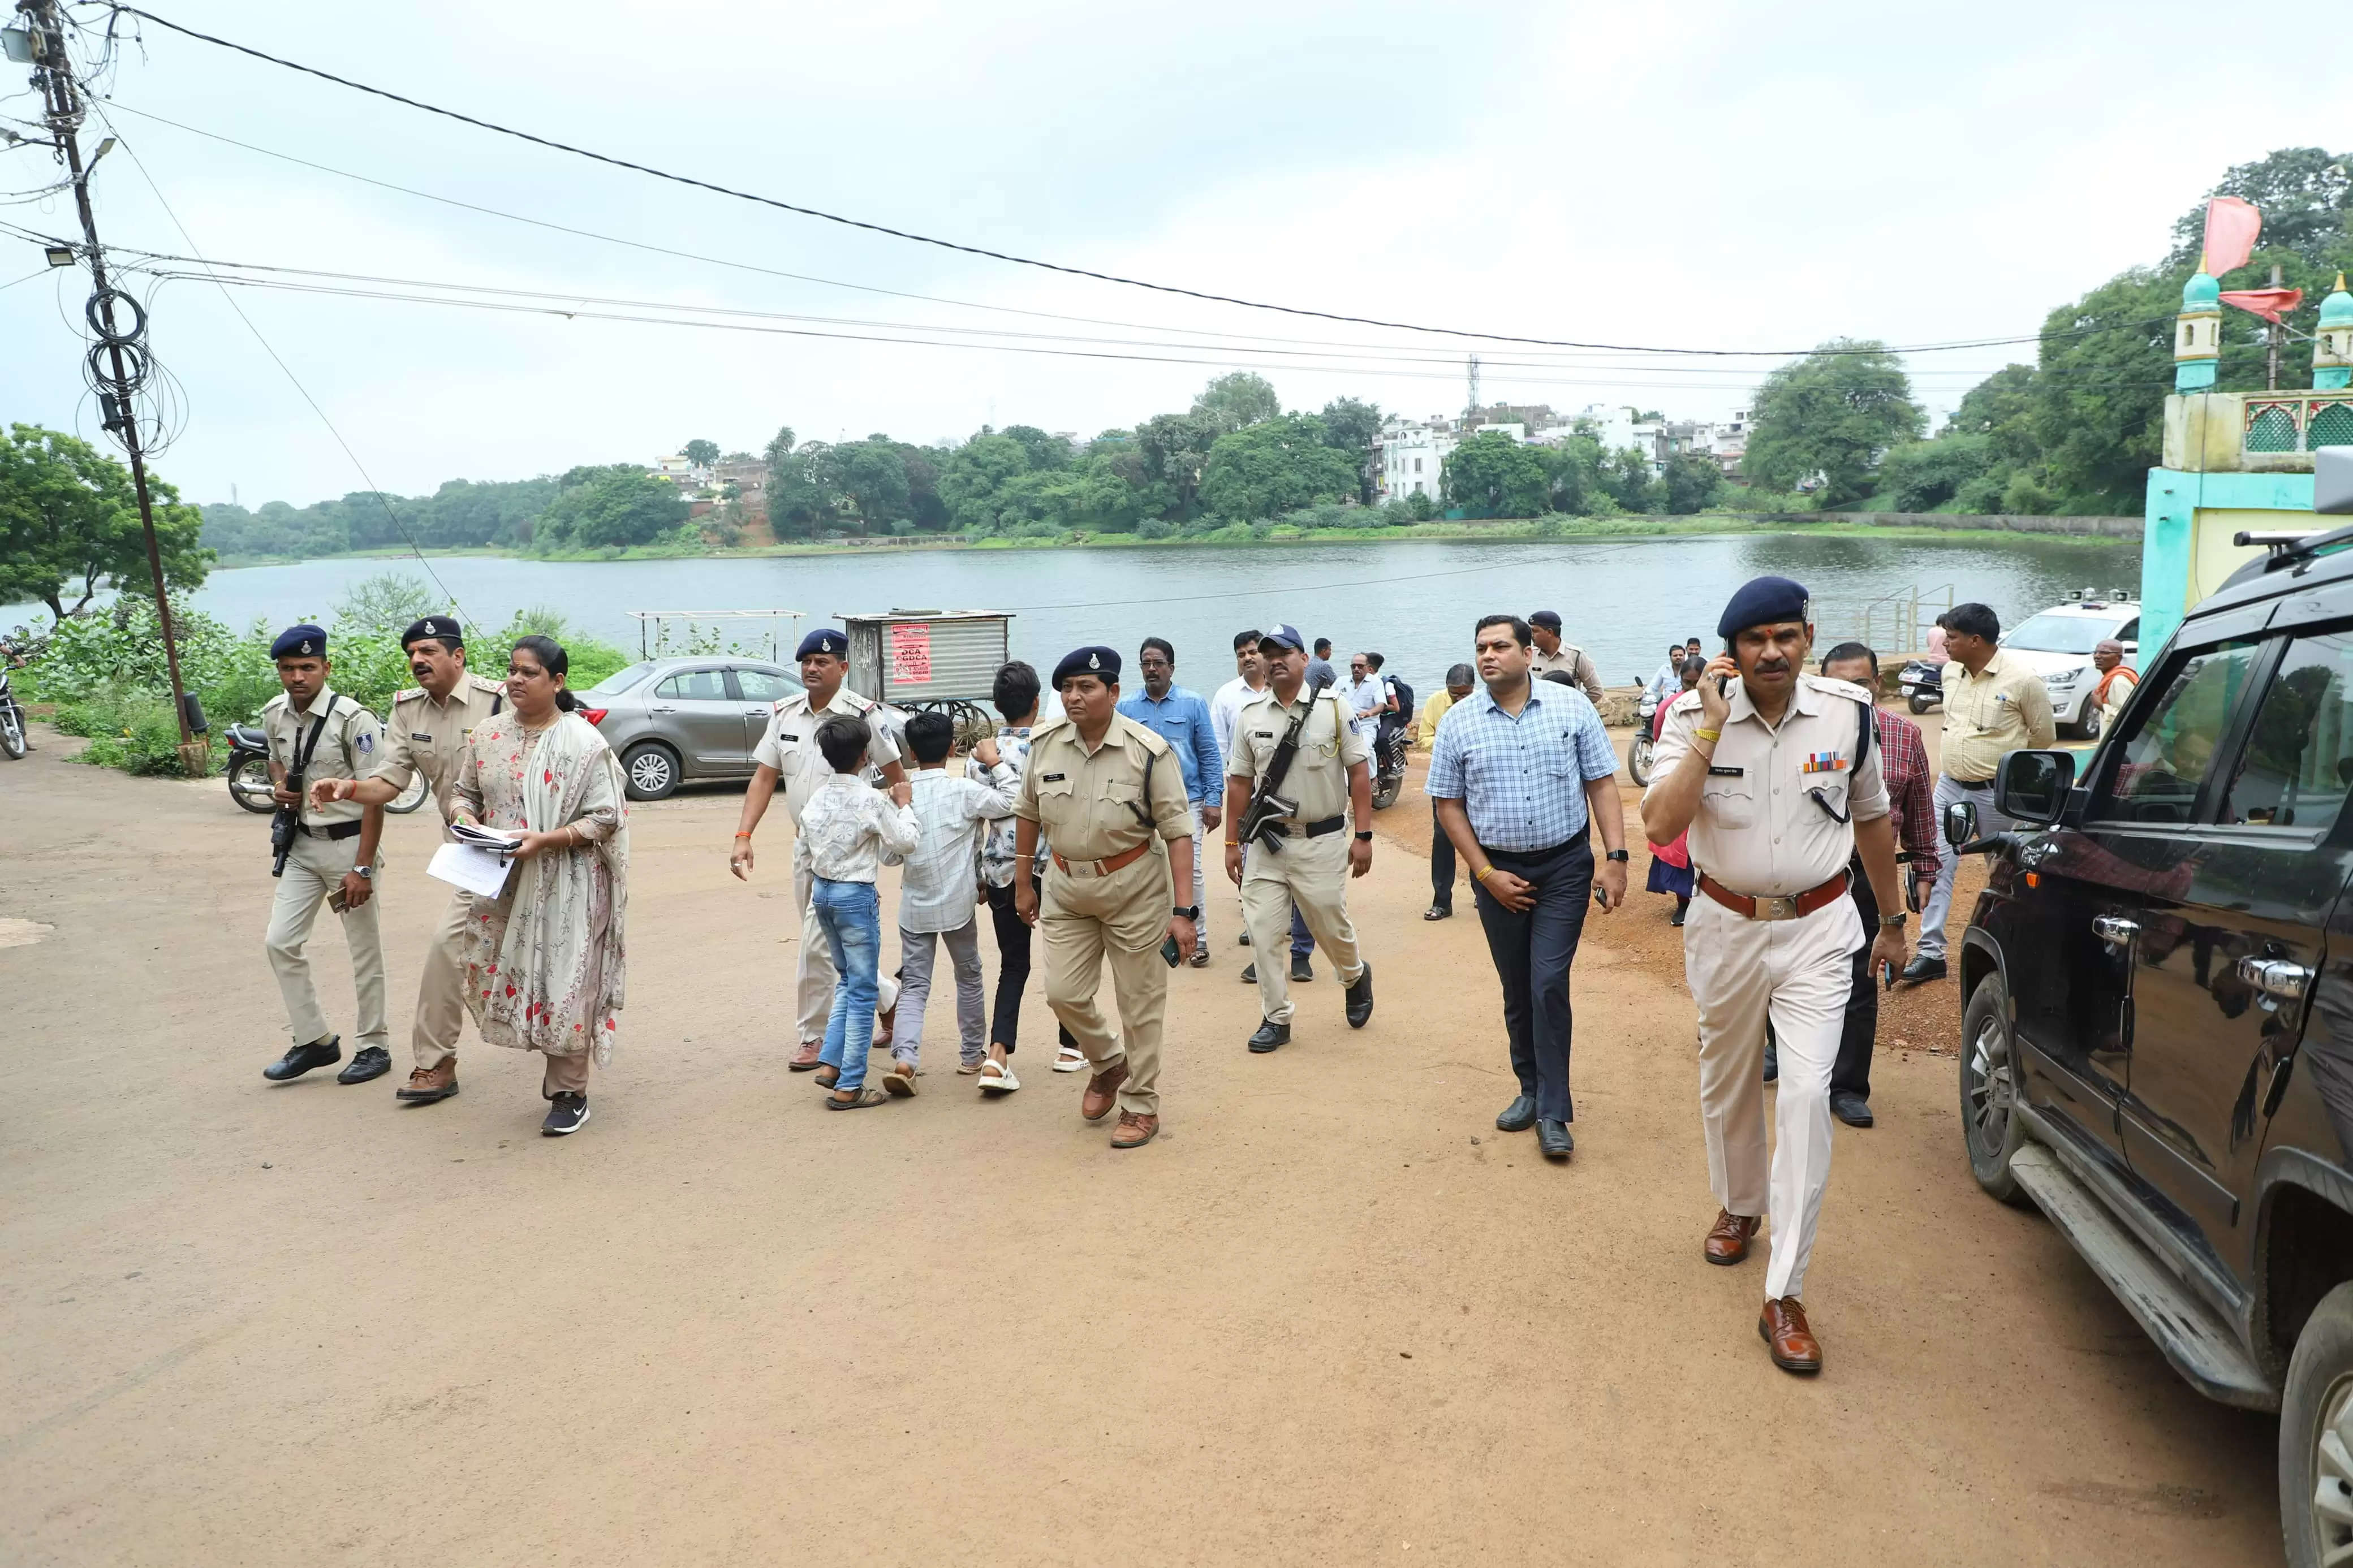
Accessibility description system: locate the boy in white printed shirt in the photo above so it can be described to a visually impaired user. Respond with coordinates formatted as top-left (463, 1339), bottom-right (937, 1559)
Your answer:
top-left (799, 714), bottom-right (920, 1109)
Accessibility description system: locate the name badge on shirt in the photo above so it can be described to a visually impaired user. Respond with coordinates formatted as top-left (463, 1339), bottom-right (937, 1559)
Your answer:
top-left (411, 731), bottom-right (433, 741)
top-left (1708, 764), bottom-right (1744, 777)
top-left (1801, 751), bottom-right (1847, 774)
top-left (1041, 772), bottom-right (1066, 783)
top-left (779, 732), bottom-right (801, 742)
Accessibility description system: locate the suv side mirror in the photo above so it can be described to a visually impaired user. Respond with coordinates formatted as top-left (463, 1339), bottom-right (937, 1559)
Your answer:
top-left (1943, 800), bottom-right (1978, 850)
top-left (1995, 749), bottom-right (2076, 826)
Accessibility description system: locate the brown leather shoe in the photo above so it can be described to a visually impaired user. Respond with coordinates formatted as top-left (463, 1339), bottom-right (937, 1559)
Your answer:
top-left (788, 1039), bottom-right (824, 1072)
top-left (1110, 1111), bottom-right (1159, 1149)
top-left (1759, 1297), bottom-right (1822, 1374)
top-left (395, 1059), bottom-right (459, 1103)
top-left (1704, 1208), bottom-right (1761, 1265)
top-left (1080, 1059), bottom-right (1128, 1122)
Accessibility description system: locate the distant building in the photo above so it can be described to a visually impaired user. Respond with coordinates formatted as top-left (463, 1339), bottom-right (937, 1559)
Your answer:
top-left (1376, 418), bottom-right (1458, 500)
top-left (649, 453), bottom-right (711, 489)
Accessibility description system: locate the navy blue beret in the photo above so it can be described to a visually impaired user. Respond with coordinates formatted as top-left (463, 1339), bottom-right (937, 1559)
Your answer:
top-left (1052, 645), bottom-right (1121, 688)
top-left (271, 624), bottom-right (327, 660)
top-left (400, 615), bottom-right (463, 649)
top-left (1716, 576), bottom-right (1812, 639)
top-left (795, 628), bottom-right (849, 659)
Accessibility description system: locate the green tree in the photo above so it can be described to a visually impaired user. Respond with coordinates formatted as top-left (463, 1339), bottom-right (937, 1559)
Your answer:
top-left (1540, 435), bottom-right (1604, 515)
top-left (1317, 397), bottom-right (1384, 503)
top-left (999, 426), bottom-right (1071, 473)
top-left (1197, 414), bottom-right (1358, 520)
top-left (1660, 451), bottom-right (1726, 513)
top-left (2167, 147), bottom-right (2352, 274)
top-left (939, 434), bottom-right (1032, 533)
top-left (1191, 373), bottom-right (1282, 435)
top-left (682, 438), bottom-right (721, 467)
top-left (1602, 447), bottom-right (1661, 512)
top-left (2024, 267), bottom-right (2178, 509)
top-left (0, 424), bottom-right (210, 621)
top-left (834, 439), bottom-right (912, 530)
top-left (1441, 431), bottom-right (1550, 517)
top-left (536, 465), bottom-right (691, 550)
top-left (1133, 411), bottom-right (1221, 520)
top-left (1874, 435), bottom-right (1994, 511)
top-left (1743, 339), bottom-right (1924, 507)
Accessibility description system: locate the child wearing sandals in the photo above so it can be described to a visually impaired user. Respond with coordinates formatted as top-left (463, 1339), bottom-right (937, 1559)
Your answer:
top-left (882, 710), bottom-right (1019, 1095)
top-left (800, 714), bottom-right (920, 1109)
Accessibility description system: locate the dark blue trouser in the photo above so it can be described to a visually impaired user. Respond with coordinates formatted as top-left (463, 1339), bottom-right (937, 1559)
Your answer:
top-left (1472, 836), bottom-right (1593, 1123)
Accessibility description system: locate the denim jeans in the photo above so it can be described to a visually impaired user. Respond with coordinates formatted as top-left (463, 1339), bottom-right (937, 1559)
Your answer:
top-left (813, 876), bottom-right (882, 1092)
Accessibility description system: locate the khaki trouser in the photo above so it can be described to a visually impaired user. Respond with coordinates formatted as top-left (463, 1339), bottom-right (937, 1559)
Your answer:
top-left (542, 1049), bottom-right (590, 1095)
top-left (1040, 849), bottom-right (1171, 1116)
top-left (793, 858), bottom-right (899, 1046)
top-left (1684, 889), bottom-right (1859, 1302)
top-left (265, 828), bottom-right (387, 1052)
top-left (1240, 829), bottom-right (1364, 1026)
top-left (410, 887), bottom-right (473, 1069)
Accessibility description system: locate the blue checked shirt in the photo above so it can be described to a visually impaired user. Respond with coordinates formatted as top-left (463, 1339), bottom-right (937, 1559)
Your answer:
top-left (1425, 681), bottom-right (1618, 852)
top-left (1116, 685), bottom-right (1225, 805)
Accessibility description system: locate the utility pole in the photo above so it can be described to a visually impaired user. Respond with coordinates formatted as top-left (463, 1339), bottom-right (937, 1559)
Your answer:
top-left (1464, 354), bottom-right (1481, 424)
top-left (2268, 262), bottom-right (2285, 392)
top-left (23, 0), bottom-right (202, 772)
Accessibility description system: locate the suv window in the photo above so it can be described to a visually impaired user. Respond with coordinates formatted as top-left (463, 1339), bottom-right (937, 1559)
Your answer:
top-left (2092, 640), bottom-right (2261, 826)
top-left (734, 667), bottom-right (801, 703)
top-left (656, 668), bottom-right (729, 701)
top-left (2221, 631), bottom-right (2353, 829)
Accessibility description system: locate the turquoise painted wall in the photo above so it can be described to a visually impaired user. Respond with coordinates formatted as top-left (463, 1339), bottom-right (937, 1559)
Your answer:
top-left (2139, 468), bottom-right (2318, 653)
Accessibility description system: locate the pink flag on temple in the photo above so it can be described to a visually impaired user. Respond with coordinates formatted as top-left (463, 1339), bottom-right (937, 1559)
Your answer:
top-left (2219, 288), bottom-right (2305, 323)
top-left (2203, 197), bottom-right (2262, 275)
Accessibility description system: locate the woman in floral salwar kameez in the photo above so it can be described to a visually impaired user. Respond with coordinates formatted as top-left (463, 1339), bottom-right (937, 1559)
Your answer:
top-left (449, 635), bottom-right (630, 1136)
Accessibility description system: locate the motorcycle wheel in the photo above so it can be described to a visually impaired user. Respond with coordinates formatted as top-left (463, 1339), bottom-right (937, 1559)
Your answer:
top-left (1372, 771), bottom-right (1402, 811)
top-left (0, 703), bottom-right (24, 760)
top-left (1627, 733), bottom-right (1654, 787)
top-left (1909, 693), bottom-right (1934, 715)
top-left (226, 751), bottom-right (278, 814)
top-left (386, 770), bottom-right (431, 814)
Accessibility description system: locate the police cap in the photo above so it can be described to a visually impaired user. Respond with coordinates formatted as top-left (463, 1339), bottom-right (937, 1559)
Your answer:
top-left (1716, 575), bottom-right (1812, 640)
top-left (1257, 623), bottom-right (1306, 652)
top-left (796, 628), bottom-right (850, 660)
top-left (271, 624), bottom-right (327, 660)
top-left (1529, 610), bottom-right (1563, 631)
top-left (1052, 645), bottom-right (1121, 688)
top-left (400, 615), bottom-right (463, 650)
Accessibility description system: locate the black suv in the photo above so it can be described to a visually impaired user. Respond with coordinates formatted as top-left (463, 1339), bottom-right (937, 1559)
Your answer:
top-left (1950, 495), bottom-right (2353, 1565)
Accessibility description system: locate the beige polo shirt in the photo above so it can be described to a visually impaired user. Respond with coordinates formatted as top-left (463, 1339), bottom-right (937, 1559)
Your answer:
top-left (1940, 651), bottom-right (2057, 782)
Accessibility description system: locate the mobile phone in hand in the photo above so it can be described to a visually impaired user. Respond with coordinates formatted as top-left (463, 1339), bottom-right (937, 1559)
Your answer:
top-left (1161, 934), bottom-right (1183, 968)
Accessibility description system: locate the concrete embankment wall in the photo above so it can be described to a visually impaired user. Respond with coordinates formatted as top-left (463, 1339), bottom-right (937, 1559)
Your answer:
top-left (1736, 511), bottom-right (2142, 538)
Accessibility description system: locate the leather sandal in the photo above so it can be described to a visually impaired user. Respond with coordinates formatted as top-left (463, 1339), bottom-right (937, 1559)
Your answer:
top-left (825, 1086), bottom-right (890, 1109)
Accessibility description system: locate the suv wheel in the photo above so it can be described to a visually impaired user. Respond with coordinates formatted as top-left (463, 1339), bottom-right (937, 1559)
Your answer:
top-left (622, 741), bottom-right (681, 801)
top-left (1961, 974), bottom-right (2032, 1207)
top-left (2281, 1282), bottom-right (2353, 1568)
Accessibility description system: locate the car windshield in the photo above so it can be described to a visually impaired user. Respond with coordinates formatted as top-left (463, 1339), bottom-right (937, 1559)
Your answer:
top-left (2003, 611), bottom-right (2131, 656)
top-left (585, 661), bottom-right (657, 696)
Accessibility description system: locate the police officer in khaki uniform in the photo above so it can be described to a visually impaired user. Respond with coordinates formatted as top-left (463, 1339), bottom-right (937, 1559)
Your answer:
top-left (1641, 577), bottom-right (1910, 1376)
top-left (730, 628), bottom-right (908, 1069)
top-left (313, 615), bottom-right (503, 1103)
top-left (1012, 646), bottom-right (1197, 1150)
top-left (1221, 624), bottom-right (1374, 1053)
top-left (1528, 610), bottom-right (1605, 705)
top-left (257, 624), bottom-right (392, 1086)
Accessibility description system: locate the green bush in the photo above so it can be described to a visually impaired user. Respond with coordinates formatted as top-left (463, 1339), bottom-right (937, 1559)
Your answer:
top-left (1135, 517), bottom-right (1174, 541)
top-left (53, 690), bottom-right (214, 776)
top-left (1406, 491), bottom-right (1436, 521)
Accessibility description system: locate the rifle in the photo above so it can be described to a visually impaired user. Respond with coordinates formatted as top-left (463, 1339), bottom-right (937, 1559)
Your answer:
top-left (271, 705), bottom-right (333, 878)
top-left (1235, 674), bottom-right (1334, 854)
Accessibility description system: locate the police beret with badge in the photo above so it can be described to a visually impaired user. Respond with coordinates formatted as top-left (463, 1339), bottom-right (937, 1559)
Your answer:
top-left (1051, 645), bottom-right (1121, 688)
top-left (1716, 575), bottom-right (1811, 639)
top-left (796, 628), bottom-right (849, 659)
top-left (400, 615), bottom-right (463, 650)
top-left (1529, 610), bottom-right (1563, 631)
top-left (271, 624), bottom-right (327, 660)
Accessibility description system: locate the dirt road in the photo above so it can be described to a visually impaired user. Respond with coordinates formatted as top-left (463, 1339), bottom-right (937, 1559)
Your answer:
top-left (0, 725), bottom-right (2281, 1566)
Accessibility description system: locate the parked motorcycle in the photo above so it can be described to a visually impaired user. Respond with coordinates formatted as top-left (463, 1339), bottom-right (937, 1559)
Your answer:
top-left (1626, 691), bottom-right (1661, 785)
top-left (1897, 658), bottom-right (1943, 715)
top-left (0, 639), bottom-right (29, 761)
top-left (1371, 721), bottom-right (1408, 810)
top-left (225, 719), bottom-right (428, 814)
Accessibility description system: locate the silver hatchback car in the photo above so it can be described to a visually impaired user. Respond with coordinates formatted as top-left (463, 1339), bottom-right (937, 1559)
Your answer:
top-left (579, 656), bottom-right (805, 800)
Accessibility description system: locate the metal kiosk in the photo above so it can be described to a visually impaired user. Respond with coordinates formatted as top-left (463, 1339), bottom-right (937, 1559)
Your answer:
top-left (841, 610), bottom-right (1011, 740)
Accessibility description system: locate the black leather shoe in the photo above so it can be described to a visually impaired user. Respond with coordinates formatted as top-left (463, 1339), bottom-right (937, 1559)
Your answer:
top-left (1247, 1019), bottom-right (1290, 1054)
top-left (1496, 1094), bottom-right (1537, 1132)
top-left (1537, 1119), bottom-right (1575, 1160)
top-left (263, 1035), bottom-right (341, 1082)
top-left (1239, 962), bottom-right (1257, 984)
top-left (1830, 1091), bottom-right (1874, 1128)
top-left (1762, 1040), bottom-right (1778, 1084)
top-left (1290, 954), bottom-right (1314, 983)
top-left (337, 1045), bottom-right (391, 1085)
top-left (1343, 961), bottom-right (1373, 1028)
top-left (1900, 954), bottom-right (1948, 985)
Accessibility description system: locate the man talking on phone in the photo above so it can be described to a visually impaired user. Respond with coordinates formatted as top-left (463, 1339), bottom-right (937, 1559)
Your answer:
top-left (1641, 577), bottom-right (1908, 1377)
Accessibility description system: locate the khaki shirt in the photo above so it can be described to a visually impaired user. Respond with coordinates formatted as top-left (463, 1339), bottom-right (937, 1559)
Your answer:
top-left (1532, 642), bottom-right (1605, 705)
top-left (751, 687), bottom-right (903, 825)
top-left (373, 671), bottom-right (506, 820)
top-left (262, 685), bottom-right (382, 830)
top-left (1014, 712), bottom-right (1192, 864)
top-left (1647, 674), bottom-right (1890, 896)
top-left (1227, 686), bottom-right (1370, 824)
top-left (1940, 651), bottom-right (2057, 782)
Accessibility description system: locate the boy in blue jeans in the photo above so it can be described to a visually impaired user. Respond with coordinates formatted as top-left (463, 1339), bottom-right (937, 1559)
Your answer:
top-left (800, 714), bottom-right (920, 1109)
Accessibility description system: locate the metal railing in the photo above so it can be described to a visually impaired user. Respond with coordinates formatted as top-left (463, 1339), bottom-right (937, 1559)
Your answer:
top-left (2244, 391), bottom-right (2353, 455)
top-left (1813, 582), bottom-right (1954, 658)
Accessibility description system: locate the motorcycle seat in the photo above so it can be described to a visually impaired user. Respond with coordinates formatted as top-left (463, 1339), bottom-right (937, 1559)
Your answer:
top-left (226, 723), bottom-right (269, 749)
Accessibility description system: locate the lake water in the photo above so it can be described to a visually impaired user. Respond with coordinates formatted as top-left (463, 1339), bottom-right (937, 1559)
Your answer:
top-left (13, 532), bottom-right (2141, 701)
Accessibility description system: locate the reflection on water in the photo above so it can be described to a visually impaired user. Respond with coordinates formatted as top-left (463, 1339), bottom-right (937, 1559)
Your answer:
top-left (11, 530), bottom-right (2141, 702)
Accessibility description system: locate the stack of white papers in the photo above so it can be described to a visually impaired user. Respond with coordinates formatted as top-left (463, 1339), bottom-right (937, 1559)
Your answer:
top-left (428, 824), bottom-right (522, 897)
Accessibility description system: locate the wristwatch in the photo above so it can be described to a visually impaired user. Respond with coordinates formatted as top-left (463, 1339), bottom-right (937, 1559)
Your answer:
top-left (1878, 912), bottom-right (1907, 929)
top-left (1354, 830), bottom-right (1374, 842)
top-left (353, 865), bottom-right (374, 880)
top-left (1605, 849), bottom-right (1630, 863)
top-left (1173, 905), bottom-right (1201, 920)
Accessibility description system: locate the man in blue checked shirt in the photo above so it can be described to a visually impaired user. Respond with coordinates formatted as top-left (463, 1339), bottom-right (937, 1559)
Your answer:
top-left (1119, 637), bottom-right (1226, 965)
top-left (1429, 612), bottom-right (1627, 1162)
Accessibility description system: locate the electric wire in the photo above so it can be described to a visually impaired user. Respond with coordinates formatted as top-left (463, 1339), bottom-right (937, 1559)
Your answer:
top-left (106, 4), bottom-right (2090, 362)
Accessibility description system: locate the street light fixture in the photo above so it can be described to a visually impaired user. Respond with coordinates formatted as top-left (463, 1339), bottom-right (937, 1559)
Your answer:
top-left (44, 244), bottom-right (73, 267)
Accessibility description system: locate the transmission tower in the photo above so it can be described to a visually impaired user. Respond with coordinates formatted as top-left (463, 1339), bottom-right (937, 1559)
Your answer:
top-left (1465, 354), bottom-right (1481, 421)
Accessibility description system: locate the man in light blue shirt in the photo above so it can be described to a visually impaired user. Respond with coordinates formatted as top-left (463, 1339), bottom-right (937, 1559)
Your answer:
top-left (1429, 612), bottom-right (1627, 1163)
top-left (1119, 637), bottom-right (1226, 964)
top-left (1345, 652), bottom-right (1390, 738)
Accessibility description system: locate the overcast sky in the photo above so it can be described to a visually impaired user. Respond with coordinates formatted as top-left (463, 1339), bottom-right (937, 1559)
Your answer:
top-left (0, 0), bottom-right (2338, 507)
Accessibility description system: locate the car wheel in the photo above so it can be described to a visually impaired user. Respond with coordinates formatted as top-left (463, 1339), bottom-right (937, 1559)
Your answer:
top-left (1909, 693), bottom-right (1933, 715)
top-left (2075, 702), bottom-right (2102, 742)
top-left (1960, 973), bottom-right (2032, 1207)
top-left (621, 741), bottom-right (681, 801)
top-left (2279, 1281), bottom-right (2353, 1568)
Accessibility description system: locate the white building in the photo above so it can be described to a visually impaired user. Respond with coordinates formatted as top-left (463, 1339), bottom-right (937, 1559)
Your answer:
top-left (1376, 418), bottom-right (1458, 500)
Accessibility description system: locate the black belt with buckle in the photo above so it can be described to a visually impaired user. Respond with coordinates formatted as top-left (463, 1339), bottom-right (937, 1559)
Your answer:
top-left (1270, 815), bottom-right (1347, 839)
top-left (298, 820), bottom-right (365, 840)
top-left (1953, 778), bottom-right (1994, 792)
